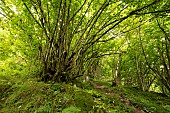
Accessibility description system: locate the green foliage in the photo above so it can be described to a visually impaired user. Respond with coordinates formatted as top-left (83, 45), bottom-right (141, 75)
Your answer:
top-left (123, 86), bottom-right (170, 113)
top-left (0, 0), bottom-right (170, 112)
top-left (74, 91), bottom-right (94, 111)
top-left (1, 75), bottom-right (170, 113)
top-left (62, 106), bottom-right (81, 113)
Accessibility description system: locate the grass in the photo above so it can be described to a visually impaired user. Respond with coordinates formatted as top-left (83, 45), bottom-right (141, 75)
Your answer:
top-left (122, 87), bottom-right (170, 113)
top-left (0, 75), bottom-right (170, 113)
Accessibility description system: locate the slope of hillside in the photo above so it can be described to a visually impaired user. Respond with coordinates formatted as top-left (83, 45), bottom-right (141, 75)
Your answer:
top-left (0, 76), bottom-right (170, 113)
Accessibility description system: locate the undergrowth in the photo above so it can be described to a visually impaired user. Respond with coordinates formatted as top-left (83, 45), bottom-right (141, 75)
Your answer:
top-left (0, 75), bottom-right (170, 113)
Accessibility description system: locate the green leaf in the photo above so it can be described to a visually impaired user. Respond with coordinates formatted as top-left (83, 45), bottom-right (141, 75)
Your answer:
top-left (62, 106), bottom-right (81, 113)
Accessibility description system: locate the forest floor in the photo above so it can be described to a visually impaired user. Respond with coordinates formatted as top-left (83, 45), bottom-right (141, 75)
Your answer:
top-left (89, 80), bottom-right (170, 113)
top-left (0, 75), bottom-right (170, 113)
top-left (90, 81), bottom-right (145, 113)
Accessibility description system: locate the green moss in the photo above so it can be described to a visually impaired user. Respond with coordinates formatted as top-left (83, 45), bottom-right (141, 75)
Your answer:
top-left (0, 76), bottom-right (170, 113)
top-left (122, 86), bottom-right (170, 113)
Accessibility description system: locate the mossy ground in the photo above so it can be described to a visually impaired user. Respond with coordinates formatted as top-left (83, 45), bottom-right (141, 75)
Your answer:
top-left (0, 75), bottom-right (170, 113)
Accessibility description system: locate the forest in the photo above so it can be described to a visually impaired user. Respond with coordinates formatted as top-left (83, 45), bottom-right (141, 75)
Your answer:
top-left (0, 0), bottom-right (170, 112)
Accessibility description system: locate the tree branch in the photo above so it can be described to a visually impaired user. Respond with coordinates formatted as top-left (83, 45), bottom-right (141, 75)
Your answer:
top-left (135, 9), bottom-right (170, 15)
top-left (22, 1), bottom-right (42, 29)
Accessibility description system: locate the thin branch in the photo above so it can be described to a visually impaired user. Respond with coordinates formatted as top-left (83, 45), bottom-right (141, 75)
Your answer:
top-left (157, 20), bottom-right (170, 76)
top-left (0, 12), bottom-right (8, 18)
top-left (98, 17), bottom-right (154, 42)
top-left (38, 0), bottom-right (50, 40)
top-left (72, 0), bottom-right (94, 35)
top-left (85, 0), bottom-right (160, 49)
top-left (69, 0), bottom-right (87, 22)
top-left (85, 1), bottom-right (110, 41)
top-left (46, 1), bottom-right (51, 32)
top-left (156, 19), bottom-right (170, 42)
top-left (73, 1), bottom-right (109, 52)
top-left (70, 0), bottom-right (100, 53)
top-left (135, 9), bottom-right (170, 15)
top-left (52, 0), bottom-right (62, 39)
top-left (22, 1), bottom-right (42, 29)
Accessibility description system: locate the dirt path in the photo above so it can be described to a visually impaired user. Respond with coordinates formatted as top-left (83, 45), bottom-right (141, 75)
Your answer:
top-left (90, 81), bottom-right (146, 113)
top-left (90, 81), bottom-right (115, 97)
